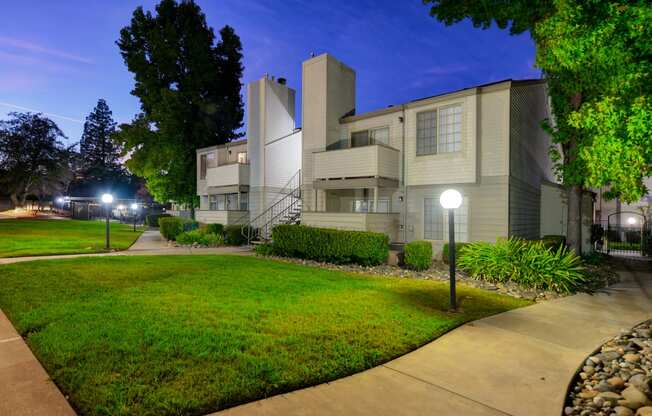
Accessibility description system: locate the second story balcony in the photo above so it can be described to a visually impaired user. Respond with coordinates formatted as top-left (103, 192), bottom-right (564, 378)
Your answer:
top-left (205, 163), bottom-right (250, 189)
top-left (313, 144), bottom-right (399, 181)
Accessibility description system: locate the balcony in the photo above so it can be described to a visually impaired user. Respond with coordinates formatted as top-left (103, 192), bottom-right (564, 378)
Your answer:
top-left (313, 144), bottom-right (399, 181)
top-left (205, 163), bottom-right (249, 188)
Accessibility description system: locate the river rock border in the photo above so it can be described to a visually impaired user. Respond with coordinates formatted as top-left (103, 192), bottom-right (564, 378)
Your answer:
top-left (564, 320), bottom-right (652, 416)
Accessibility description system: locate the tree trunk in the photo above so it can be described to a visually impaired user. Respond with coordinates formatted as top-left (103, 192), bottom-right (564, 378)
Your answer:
top-left (9, 193), bottom-right (19, 209)
top-left (567, 185), bottom-right (583, 254)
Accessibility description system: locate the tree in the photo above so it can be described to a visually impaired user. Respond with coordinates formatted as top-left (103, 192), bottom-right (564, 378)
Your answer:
top-left (79, 99), bottom-right (123, 183)
top-left (0, 112), bottom-right (72, 206)
top-left (115, 0), bottom-right (244, 211)
top-left (423, 0), bottom-right (652, 253)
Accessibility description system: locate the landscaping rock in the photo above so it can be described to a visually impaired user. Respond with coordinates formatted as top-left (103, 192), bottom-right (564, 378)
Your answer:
top-left (564, 320), bottom-right (652, 416)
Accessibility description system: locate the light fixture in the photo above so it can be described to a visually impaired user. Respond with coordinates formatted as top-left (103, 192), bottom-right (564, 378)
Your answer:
top-left (117, 204), bottom-right (125, 210)
top-left (56, 197), bottom-right (64, 203)
top-left (627, 217), bottom-right (637, 225)
top-left (101, 193), bottom-right (114, 204)
top-left (440, 189), bottom-right (463, 209)
top-left (131, 203), bottom-right (138, 210)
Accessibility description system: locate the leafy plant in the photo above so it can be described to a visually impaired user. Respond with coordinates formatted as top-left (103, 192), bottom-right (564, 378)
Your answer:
top-left (224, 225), bottom-right (250, 246)
top-left (254, 243), bottom-right (275, 256)
top-left (206, 223), bottom-right (224, 235)
top-left (145, 213), bottom-right (171, 227)
top-left (159, 217), bottom-right (196, 241)
top-left (272, 224), bottom-right (389, 266)
top-left (176, 229), bottom-right (223, 247)
top-left (403, 241), bottom-right (432, 271)
top-left (442, 242), bottom-right (470, 264)
top-left (457, 238), bottom-right (586, 293)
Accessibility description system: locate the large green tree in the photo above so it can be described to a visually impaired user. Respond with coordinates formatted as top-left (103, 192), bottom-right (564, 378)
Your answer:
top-left (423, 0), bottom-right (652, 252)
top-left (115, 0), bottom-right (244, 208)
top-left (0, 112), bottom-right (73, 207)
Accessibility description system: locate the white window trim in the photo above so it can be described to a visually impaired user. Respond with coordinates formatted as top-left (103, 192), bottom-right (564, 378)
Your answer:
top-left (416, 103), bottom-right (463, 157)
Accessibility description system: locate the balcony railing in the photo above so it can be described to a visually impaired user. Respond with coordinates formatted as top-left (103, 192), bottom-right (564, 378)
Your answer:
top-left (205, 163), bottom-right (249, 188)
top-left (313, 144), bottom-right (399, 180)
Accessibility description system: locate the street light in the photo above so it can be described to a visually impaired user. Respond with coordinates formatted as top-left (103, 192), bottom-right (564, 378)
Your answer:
top-left (440, 189), bottom-right (463, 311)
top-left (131, 203), bottom-right (139, 232)
top-left (627, 217), bottom-right (637, 225)
top-left (101, 193), bottom-right (114, 250)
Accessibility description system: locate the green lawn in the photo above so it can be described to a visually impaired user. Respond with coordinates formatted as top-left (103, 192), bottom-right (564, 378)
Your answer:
top-left (0, 255), bottom-right (530, 415)
top-left (0, 219), bottom-right (143, 257)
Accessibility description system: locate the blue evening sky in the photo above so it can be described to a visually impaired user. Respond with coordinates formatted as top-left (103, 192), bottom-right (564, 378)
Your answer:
top-left (1, 0), bottom-right (539, 145)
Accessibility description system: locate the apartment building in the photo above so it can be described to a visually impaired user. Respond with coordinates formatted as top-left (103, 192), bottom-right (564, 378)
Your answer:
top-left (195, 53), bottom-right (589, 254)
top-left (195, 75), bottom-right (302, 225)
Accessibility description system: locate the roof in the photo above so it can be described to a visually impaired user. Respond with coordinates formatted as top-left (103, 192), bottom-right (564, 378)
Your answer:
top-left (341, 78), bottom-right (545, 123)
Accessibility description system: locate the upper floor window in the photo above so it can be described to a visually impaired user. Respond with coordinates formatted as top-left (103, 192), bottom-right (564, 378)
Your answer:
top-left (416, 104), bottom-right (462, 155)
top-left (237, 152), bottom-right (247, 164)
top-left (199, 152), bottom-right (216, 179)
top-left (350, 127), bottom-right (390, 148)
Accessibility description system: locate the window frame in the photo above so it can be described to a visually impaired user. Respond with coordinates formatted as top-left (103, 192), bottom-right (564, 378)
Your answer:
top-left (416, 103), bottom-right (463, 157)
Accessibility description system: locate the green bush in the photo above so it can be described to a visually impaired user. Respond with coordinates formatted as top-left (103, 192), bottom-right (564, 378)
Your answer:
top-left (224, 225), bottom-right (250, 246)
top-left (271, 224), bottom-right (389, 266)
top-left (403, 241), bottom-right (432, 271)
top-left (457, 238), bottom-right (586, 293)
top-left (442, 242), bottom-right (470, 264)
top-left (176, 229), bottom-right (223, 247)
top-left (145, 213), bottom-right (171, 227)
top-left (540, 235), bottom-right (567, 251)
top-left (254, 243), bottom-right (275, 256)
top-left (206, 223), bottom-right (224, 235)
top-left (159, 217), bottom-right (185, 241)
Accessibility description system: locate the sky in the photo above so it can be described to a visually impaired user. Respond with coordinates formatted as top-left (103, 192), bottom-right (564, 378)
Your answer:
top-left (0, 0), bottom-right (540, 146)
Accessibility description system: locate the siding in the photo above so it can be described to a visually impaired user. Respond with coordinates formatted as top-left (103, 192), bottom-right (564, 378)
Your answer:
top-left (479, 89), bottom-right (510, 177)
top-left (301, 212), bottom-right (399, 242)
top-left (313, 145), bottom-right (399, 180)
top-left (509, 176), bottom-right (541, 240)
top-left (195, 210), bottom-right (248, 225)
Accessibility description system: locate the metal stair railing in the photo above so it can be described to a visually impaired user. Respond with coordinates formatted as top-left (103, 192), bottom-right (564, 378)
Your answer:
top-left (241, 170), bottom-right (302, 245)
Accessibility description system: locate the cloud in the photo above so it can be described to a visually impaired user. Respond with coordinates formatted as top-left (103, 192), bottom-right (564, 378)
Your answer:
top-left (0, 101), bottom-right (83, 123)
top-left (0, 50), bottom-right (77, 73)
top-left (0, 36), bottom-right (93, 65)
top-left (423, 64), bottom-right (470, 76)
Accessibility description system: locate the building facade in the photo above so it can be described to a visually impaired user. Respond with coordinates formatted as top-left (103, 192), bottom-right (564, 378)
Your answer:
top-left (195, 53), bottom-right (586, 254)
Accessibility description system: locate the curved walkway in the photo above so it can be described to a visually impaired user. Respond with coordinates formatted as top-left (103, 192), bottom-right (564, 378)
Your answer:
top-left (216, 261), bottom-right (652, 416)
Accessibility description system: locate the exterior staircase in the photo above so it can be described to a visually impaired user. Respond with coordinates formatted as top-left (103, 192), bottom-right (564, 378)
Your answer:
top-left (241, 170), bottom-right (302, 245)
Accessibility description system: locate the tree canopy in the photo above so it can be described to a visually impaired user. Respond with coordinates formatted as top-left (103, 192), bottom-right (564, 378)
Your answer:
top-left (115, 0), bottom-right (244, 206)
top-left (0, 112), bottom-right (73, 206)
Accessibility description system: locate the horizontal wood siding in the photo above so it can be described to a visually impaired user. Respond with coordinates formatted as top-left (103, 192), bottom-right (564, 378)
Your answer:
top-left (313, 145), bottom-right (399, 180)
top-left (195, 210), bottom-right (248, 225)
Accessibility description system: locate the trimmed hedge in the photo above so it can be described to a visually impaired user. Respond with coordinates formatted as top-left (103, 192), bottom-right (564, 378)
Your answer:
top-left (403, 241), bottom-right (432, 271)
top-left (159, 217), bottom-right (198, 241)
top-left (254, 243), bottom-right (275, 256)
top-left (271, 224), bottom-right (389, 266)
top-left (442, 242), bottom-right (470, 264)
top-left (145, 213), bottom-right (171, 227)
top-left (457, 238), bottom-right (586, 293)
top-left (224, 225), bottom-right (250, 246)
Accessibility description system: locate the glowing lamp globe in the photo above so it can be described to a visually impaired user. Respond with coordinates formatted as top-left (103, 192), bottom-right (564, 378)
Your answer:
top-left (56, 197), bottom-right (64, 203)
top-left (101, 193), bottom-right (114, 204)
top-left (440, 189), bottom-right (462, 209)
top-left (627, 217), bottom-right (637, 225)
top-left (131, 203), bottom-right (138, 210)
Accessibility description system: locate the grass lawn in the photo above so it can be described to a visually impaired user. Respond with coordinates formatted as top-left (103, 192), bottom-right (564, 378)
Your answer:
top-left (0, 219), bottom-right (143, 257)
top-left (0, 255), bottom-right (530, 415)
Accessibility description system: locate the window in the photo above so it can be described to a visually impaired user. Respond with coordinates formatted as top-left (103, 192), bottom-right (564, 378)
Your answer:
top-left (370, 127), bottom-right (389, 145)
top-left (352, 199), bottom-right (390, 213)
top-left (200, 154), bottom-right (208, 179)
top-left (210, 193), bottom-right (247, 211)
top-left (226, 193), bottom-right (238, 210)
top-left (424, 198), bottom-right (443, 239)
top-left (424, 195), bottom-right (468, 241)
top-left (237, 152), bottom-right (247, 164)
top-left (438, 105), bottom-right (462, 153)
top-left (351, 131), bottom-right (369, 148)
top-left (240, 192), bottom-right (248, 211)
top-left (417, 111), bottom-right (437, 155)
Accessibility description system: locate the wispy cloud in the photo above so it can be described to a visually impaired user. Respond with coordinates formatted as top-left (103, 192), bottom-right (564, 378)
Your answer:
top-left (423, 64), bottom-right (470, 76)
top-left (0, 36), bottom-right (93, 65)
top-left (0, 101), bottom-right (83, 123)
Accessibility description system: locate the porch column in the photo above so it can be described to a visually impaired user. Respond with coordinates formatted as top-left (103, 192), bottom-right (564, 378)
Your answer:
top-left (373, 186), bottom-right (379, 213)
top-left (314, 188), bottom-right (318, 212)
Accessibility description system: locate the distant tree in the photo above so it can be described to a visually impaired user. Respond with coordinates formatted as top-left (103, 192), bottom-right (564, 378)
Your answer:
top-left (0, 112), bottom-right (72, 206)
top-left (115, 0), bottom-right (244, 211)
top-left (79, 99), bottom-right (124, 183)
top-left (423, 0), bottom-right (652, 253)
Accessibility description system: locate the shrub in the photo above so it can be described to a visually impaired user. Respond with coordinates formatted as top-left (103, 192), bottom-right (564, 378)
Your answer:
top-left (224, 225), bottom-right (250, 246)
top-left (176, 229), bottom-right (223, 247)
top-left (442, 242), bottom-right (470, 264)
top-left (403, 241), bottom-right (432, 271)
top-left (271, 224), bottom-right (389, 266)
top-left (254, 243), bottom-right (275, 256)
top-left (457, 238), bottom-right (586, 293)
top-left (145, 213), bottom-right (171, 227)
top-left (206, 223), bottom-right (224, 235)
top-left (159, 217), bottom-right (185, 241)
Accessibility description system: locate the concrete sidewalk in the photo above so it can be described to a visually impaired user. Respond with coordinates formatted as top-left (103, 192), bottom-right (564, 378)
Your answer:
top-left (216, 262), bottom-right (652, 416)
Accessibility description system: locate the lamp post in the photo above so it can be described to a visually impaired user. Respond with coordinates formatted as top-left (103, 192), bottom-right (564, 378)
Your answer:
top-left (440, 189), bottom-right (463, 311)
top-left (56, 197), bottom-right (64, 214)
top-left (101, 193), bottom-right (114, 250)
top-left (131, 203), bottom-right (139, 232)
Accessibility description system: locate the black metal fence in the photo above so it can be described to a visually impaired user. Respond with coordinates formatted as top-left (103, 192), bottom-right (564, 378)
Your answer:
top-left (593, 213), bottom-right (651, 257)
